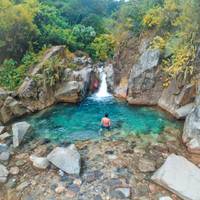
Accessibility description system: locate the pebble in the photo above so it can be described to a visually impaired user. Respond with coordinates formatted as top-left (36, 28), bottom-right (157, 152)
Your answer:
top-left (16, 181), bottom-right (30, 191)
top-left (55, 186), bottom-right (65, 194)
top-left (0, 151), bottom-right (10, 161)
top-left (73, 178), bottom-right (82, 186)
top-left (159, 197), bottom-right (173, 200)
top-left (9, 166), bottom-right (20, 175)
top-left (6, 178), bottom-right (17, 189)
top-left (138, 158), bottom-right (156, 172)
top-left (15, 160), bottom-right (26, 167)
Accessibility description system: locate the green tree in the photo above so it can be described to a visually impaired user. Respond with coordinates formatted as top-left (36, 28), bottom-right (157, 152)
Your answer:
top-left (0, 0), bottom-right (39, 62)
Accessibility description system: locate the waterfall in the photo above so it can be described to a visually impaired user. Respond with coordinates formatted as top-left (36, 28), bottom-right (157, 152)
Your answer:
top-left (92, 67), bottom-right (112, 99)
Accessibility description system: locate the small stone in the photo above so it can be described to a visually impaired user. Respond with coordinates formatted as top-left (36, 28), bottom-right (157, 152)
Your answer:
top-left (0, 151), bottom-right (10, 161)
top-left (65, 189), bottom-right (76, 198)
top-left (0, 132), bottom-right (11, 141)
top-left (55, 186), bottom-right (65, 194)
top-left (138, 158), bottom-right (156, 172)
top-left (73, 178), bottom-right (82, 186)
top-left (9, 166), bottom-right (20, 175)
top-left (110, 187), bottom-right (130, 199)
top-left (108, 154), bottom-right (118, 160)
top-left (6, 178), bottom-right (17, 189)
top-left (15, 160), bottom-right (26, 166)
top-left (94, 195), bottom-right (102, 200)
top-left (116, 187), bottom-right (130, 198)
top-left (159, 197), bottom-right (173, 200)
top-left (30, 155), bottom-right (49, 169)
top-left (68, 184), bottom-right (80, 193)
top-left (0, 126), bottom-right (6, 134)
top-left (16, 181), bottom-right (30, 191)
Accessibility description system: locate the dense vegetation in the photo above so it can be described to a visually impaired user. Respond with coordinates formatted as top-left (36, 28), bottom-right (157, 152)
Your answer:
top-left (0, 0), bottom-right (200, 90)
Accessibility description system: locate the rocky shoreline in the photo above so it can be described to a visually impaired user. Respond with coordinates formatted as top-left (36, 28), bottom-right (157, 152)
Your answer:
top-left (1, 125), bottom-right (200, 200)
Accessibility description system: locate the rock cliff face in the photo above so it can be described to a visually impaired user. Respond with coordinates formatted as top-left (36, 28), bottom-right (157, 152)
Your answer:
top-left (17, 46), bottom-right (94, 112)
top-left (158, 81), bottom-right (196, 119)
top-left (0, 89), bottom-right (28, 124)
top-left (0, 46), bottom-right (97, 124)
top-left (127, 49), bottom-right (163, 105)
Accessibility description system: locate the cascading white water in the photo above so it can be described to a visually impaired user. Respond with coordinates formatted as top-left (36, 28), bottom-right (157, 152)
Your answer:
top-left (93, 67), bottom-right (112, 99)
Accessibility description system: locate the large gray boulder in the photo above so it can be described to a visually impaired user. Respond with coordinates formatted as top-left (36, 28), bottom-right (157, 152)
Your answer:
top-left (158, 81), bottom-right (196, 119)
top-left (182, 105), bottom-right (200, 153)
top-left (47, 145), bottom-right (81, 175)
top-left (0, 164), bottom-right (9, 183)
top-left (0, 126), bottom-right (5, 134)
top-left (0, 96), bottom-right (27, 123)
top-left (55, 81), bottom-right (82, 103)
top-left (12, 122), bottom-right (32, 147)
top-left (152, 154), bottom-right (200, 200)
top-left (127, 49), bottom-right (163, 105)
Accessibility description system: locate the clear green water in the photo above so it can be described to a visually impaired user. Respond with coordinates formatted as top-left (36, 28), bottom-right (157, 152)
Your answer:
top-left (25, 96), bottom-right (178, 142)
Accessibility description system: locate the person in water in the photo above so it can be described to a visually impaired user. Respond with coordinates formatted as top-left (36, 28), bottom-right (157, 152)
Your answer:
top-left (101, 113), bottom-right (111, 130)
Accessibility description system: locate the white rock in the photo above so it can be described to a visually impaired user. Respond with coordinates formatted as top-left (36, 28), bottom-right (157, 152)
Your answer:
top-left (9, 166), bottom-right (20, 175)
top-left (12, 121), bottom-right (31, 147)
top-left (0, 126), bottom-right (5, 134)
top-left (47, 145), bottom-right (80, 175)
top-left (152, 154), bottom-right (200, 200)
top-left (159, 197), bottom-right (173, 200)
top-left (30, 155), bottom-right (49, 169)
top-left (0, 164), bottom-right (9, 183)
top-left (0, 132), bottom-right (11, 141)
top-left (115, 187), bottom-right (130, 198)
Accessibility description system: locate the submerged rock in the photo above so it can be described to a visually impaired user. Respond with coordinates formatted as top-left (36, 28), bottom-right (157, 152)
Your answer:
top-left (12, 121), bottom-right (32, 147)
top-left (47, 145), bottom-right (81, 175)
top-left (30, 155), bottom-right (49, 169)
top-left (152, 154), bottom-right (200, 200)
top-left (0, 164), bottom-right (9, 183)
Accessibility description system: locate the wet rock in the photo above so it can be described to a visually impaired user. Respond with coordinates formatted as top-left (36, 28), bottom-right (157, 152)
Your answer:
top-left (0, 150), bottom-right (10, 161)
top-left (12, 121), bottom-right (32, 147)
top-left (16, 181), bottom-right (30, 191)
top-left (6, 178), bottom-right (17, 189)
top-left (9, 166), bottom-right (20, 175)
top-left (127, 48), bottom-right (162, 105)
top-left (94, 195), bottom-right (102, 200)
top-left (55, 186), bottom-right (65, 194)
top-left (47, 145), bottom-right (81, 175)
top-left (0, 163), bottom-right (9, 183)
top-left (138, 158), bottom-right (156, 172)
top-left (0, 132), bottom-right (11, 141)
top-left (0, 143), bottom-right (10, 161)
top-left (152, 154), bottom-right (200, 200)
top-left (0, 126), bottom-right (5, 134)
top-left (83, 170), bottom-right (103, 183)
top-left (15, 160), bottom-right (26, 167)
top-left (68, 184), bottom-right (80, 193)
top-left (30, 155), bottom-right (49, 169)
top-left (110, 187), bottom-right (130, 199)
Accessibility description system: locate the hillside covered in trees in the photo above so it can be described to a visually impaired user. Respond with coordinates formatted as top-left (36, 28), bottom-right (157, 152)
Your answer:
top-left (0, 0), bottom-right (200, 90)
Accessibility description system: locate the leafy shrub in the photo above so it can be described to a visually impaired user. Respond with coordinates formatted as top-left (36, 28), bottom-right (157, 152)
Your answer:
top-left (90, 34), bottom-right (116, 61)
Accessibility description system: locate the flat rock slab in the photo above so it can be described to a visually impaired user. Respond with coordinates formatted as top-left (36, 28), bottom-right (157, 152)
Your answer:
top-left (152, 154), bottom-right (200, 200)
top-left (12, 121), bottom-right (31, 147)
top-left (47, 145), bottom-right (80, 175)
